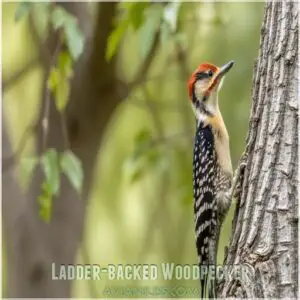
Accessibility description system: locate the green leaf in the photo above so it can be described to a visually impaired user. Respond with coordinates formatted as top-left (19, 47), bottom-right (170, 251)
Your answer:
top-left (57, 51), bottom-right (73, 77)
top-left (47, 67), bottom-right (60, 91)
top-left (128, 3), bottom-right (149, 31)
top-left (51, 7), bottom-right (64, 29)
top-left (38, 184), bottom-right (52, 223)
top-left (51, 6), bottom-right (85, 60)
top-left (48, 52), bottom-right (73, 111)
top-left (55, 80), bottom-right (70, 112)
top-left (37, 148), bottom-right (60, 223)
top-left (135, 128), bottom-right (152, 145)
top-left (15, 2), bottom-right (33, 22)
top-left (51, 6), bottom-right (74, 29)
top-left (106, 20), bottom-right (129, 61)
top-left (123, 158), bottom-right (142, 184)
top-left (129, 167), bottom-right (144, 184)
top-left (132, 129), bottom-right (153, 159)
top-left (41, 149), bottom-right (60, 196)
top-left (56, 51), bottom-right (72, 111)
top-left (147, 149), bottom-right (166, 167)
top-left (60, 151), bottom-right (83, 194)
top-left (47, 67), bottom-right (69, 112)
top-left (105, 3), bottom-right (148, 61)
top-left (123, 129), bottom-right (169, 184)
top-left (139, 5), bottom-right (163, 59)
top-left (64, 22), bottom-right (85, 60)
top-left (123, 155), bottom-right (146, 185)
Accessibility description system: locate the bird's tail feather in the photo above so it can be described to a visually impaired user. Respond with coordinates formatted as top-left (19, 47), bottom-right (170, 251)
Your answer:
top-left (200, 269), bottom-right (208, 299)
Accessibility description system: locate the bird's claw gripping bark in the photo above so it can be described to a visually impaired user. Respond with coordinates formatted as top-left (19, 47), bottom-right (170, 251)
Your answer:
top-left (227, 152), bottom-right (248, 201)
top-left (232, 152), bottom-right (248, 199)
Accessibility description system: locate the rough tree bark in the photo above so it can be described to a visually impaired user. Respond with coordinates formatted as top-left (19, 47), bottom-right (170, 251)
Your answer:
top-left (219, 1), bottom-right (298, 298)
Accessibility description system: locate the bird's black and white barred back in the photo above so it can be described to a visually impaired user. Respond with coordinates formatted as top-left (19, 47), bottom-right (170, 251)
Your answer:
top-left (193, 121), bottom-right (218, 297)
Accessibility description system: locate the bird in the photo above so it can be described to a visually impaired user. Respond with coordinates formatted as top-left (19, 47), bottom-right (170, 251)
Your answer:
top-left (187, 61), bottom-right (237, 298)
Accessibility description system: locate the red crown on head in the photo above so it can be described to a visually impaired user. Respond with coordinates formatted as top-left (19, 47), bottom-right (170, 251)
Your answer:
top-left (188, 63), bottom-right (219, 100)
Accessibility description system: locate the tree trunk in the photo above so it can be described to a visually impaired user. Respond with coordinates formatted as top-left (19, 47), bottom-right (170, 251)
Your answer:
top-left (3, 3), bottom-right (125, 297)
top-left (219, 1), bottom-right (298, 298)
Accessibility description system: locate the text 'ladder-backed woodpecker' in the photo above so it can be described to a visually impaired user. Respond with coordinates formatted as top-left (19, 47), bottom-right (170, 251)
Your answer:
top-left (188, 60), bottom-right (237, 299)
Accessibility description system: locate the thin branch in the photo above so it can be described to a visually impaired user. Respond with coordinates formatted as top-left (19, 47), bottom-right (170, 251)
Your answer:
top-left (3, 38), bottom-right (62, 171)
top-left (128, 92), bottom-right (190, 112)
top-left (142, 128), bottom-right (194, 152)
top-left (42, 35), bottom-right (62, 152)
top-left (126, 2), bottom-right (171, 90)
top-left (2, 9), bottom-right (60, 171)
top-left (129, 30), bottom-right (161, 89)
top-left (2, 121), bottom-right (38, 172)
top-left (60, 112), bottom-right (70, 150)
top-left (127, 62), bottom-right (178, 90)
top-left (42, 92), bottom-right (51, 152)
top-left (2, 57), bottom-right (39, 91)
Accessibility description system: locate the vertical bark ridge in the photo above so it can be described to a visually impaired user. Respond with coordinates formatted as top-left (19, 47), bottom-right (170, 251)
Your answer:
top-left (219, 1), bottom-right (298, 297)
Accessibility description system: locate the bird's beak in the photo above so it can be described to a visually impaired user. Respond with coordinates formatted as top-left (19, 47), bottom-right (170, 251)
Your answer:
top-left (205, 60), bottom-right (235, 95)
top-left (217, 60), bottom-right (235, 79)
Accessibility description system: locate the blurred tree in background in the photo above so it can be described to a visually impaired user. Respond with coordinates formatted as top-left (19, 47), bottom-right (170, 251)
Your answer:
top-left (2, 2), bottom-right (264, 297)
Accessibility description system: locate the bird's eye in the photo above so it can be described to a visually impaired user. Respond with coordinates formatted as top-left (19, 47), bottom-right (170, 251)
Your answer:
top-left (196, 70), bottom-right (213, 80)
top-left (196, 72), bottom-right (207, 80)
top-left (207, 70), bottom-right (213, 77)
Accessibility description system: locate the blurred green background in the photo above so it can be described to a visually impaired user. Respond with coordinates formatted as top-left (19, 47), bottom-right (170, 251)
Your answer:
top-left (2, 2), bottom-right (264, 297)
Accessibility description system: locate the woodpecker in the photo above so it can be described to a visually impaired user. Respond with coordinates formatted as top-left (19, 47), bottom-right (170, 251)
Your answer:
top-left (188, 61), bottom-right (235, 298)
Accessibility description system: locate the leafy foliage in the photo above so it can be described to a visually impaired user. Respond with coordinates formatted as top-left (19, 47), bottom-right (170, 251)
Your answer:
top-left (139, 5), bottom-right (164, 59)
top-left (106, 3), bottom-right (151, 61)
top-left (128, 3), bottom-right (148, 30)
top-left (14, 3), bottom-right (85, 222)
top-left (41, 149), bottom-right (60, 196)
top-left (51, 6), bottom-right (85, 60)
top-left (15, 2), bottom-right (33, 21)
top-left (60, 151), bottom-right (83, 194)
top-left (64, 21), bottom-right (85, 61)
top-left (106, 3), bottom-right (152, 61)
top-left (13, 1), bottom-right (182, 223)
top-left (37, 149), bottom-right (84, 223)
top-left (106, 3), bottom-right (184, 61)
top-left (106, 19), bottom-right (130, 62)
top-left (124, 129), bottom-right (169, 184)
top-left (39, 149), bottom-right (60, 222)
top-left (38, 182), bottom-right (53, 223)
top-left (15, 3), bottom-right (85, 61)
top-left (47, 51), bottom-right (73, 112)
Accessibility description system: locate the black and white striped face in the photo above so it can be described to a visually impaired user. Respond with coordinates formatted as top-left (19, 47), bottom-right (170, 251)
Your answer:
top-left (190, 68), bottom-right (222, 120)
top-left (193, 69), bottom-right (214, 101)
top-left (188, 61), bottom-right (235, 119)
